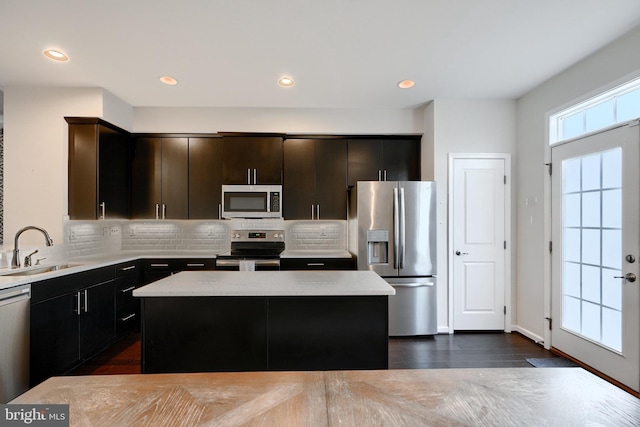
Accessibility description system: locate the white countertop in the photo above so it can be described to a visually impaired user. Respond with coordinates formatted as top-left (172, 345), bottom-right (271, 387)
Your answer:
top-left (133, 270), bottom-right (394, 297)
top-left (0, 250), bottom-right (355, 291)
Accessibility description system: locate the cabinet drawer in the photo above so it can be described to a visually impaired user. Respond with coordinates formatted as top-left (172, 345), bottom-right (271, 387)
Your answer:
top-left (115, 261), bottom-right (139, 278)
top-left (280, 258), bottom-right (355, 270)
top-left (177, 258), bottom-right (216, 271)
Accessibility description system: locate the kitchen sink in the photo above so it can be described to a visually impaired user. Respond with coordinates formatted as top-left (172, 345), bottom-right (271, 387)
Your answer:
top-left (1, 263), bottom-right (83, 276)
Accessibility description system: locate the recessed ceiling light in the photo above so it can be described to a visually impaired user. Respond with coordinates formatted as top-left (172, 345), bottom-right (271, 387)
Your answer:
top-left (43, 49), bottom-right (69, 62)
top-left (278, 76), bottom-right (295, 87)
top-left (398, 79), bottom-right (415, 89)
top-left (160, 76), bottom-right (178, 85)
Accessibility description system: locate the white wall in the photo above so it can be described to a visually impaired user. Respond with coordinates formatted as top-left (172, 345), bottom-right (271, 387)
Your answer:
top-left (133, 107), bottom-right (425, 134)
top-left (515, 25), bottom-right (640, 343)
top-left (431, 99), bottom-right (517, 332)
top-left (3, 87), bottom-right (104, 247)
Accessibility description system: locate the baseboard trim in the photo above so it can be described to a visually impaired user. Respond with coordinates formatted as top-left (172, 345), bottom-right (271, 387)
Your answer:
top-left (512, 325), bottom-right (545, 346)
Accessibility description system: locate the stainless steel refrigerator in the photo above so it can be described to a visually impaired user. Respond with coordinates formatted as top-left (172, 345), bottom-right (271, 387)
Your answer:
top-left (349, 181), bottom-right (436, 336)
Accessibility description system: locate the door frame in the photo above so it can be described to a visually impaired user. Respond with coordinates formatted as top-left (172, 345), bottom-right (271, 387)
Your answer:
top-left (448, 153), bottom-right (512, 332)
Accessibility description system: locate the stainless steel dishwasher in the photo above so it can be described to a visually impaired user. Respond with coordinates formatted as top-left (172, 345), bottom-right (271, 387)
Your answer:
top-left (0, 283), bottom-right (30, 403)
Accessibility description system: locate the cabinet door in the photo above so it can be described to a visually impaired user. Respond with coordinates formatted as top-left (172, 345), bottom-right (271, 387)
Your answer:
top-left (222, 137), bottom-right (254, 184)
top-left (30, 293), bottom-right (80, 386)
top-left (161, 138), bottom-right (189, 219)
top-left (315, 138), bottom-right (348, 219)
top-left (283, 139), bottom-right (316, 219)
top-left (253, 137), bottom-right (283, 184)
top-left (131, 137), bottom-right (162, 218)
top-left (98, 125), bottom-right (131, 218)
top-left (189, 137), bottom-right (223, 218)
top-left (68, 123), bottom-right (98, 219)
top-left (382, 138), bottom-right (421, 181)
top-left (79, 281), bottom-right (116, 360)
top-left (347, 139), bottom-right (383, 186)
top-left (223, 136), bottom-right (283, 184)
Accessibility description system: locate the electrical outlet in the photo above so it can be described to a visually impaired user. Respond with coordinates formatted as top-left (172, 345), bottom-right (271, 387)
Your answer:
top-left (103, 227), bottom-right (109, 237)
top-left (110, 226), bottom-right (120, 236)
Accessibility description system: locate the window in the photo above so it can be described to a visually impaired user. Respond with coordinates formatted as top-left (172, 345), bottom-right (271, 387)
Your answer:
top-left (550, 77), bottom-right (640, 145)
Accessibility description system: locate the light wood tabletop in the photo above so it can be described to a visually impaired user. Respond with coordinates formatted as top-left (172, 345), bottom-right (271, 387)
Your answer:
top-left (11, 368), bottom-right (640, 426)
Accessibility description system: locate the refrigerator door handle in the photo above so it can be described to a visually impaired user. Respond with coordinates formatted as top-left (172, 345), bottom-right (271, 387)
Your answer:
top-left (393, 187), bottom-right (400, 269)
top-left (399, 186), bottom-right (406, 269)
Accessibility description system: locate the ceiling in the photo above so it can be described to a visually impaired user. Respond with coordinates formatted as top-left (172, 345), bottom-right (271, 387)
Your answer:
top-left (1, 0), bottom-right (640, 110)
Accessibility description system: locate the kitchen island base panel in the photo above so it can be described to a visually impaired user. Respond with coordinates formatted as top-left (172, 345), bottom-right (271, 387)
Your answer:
top-left (141, 295), bottom-right (388, 373)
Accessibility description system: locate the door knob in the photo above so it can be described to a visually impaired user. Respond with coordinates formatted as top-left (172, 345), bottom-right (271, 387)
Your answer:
top-left (455, 250), bottom-right (468, 256)
top-left (626, 254), bottom-right (636, 264)
top-left (614, 273), bottom-right (637, 283)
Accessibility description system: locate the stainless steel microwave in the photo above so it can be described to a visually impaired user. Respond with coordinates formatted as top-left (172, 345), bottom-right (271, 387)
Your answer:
top-left (221, 185), bottom-right (282, 218)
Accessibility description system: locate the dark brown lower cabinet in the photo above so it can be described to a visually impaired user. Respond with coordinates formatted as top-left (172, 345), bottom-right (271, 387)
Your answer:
top-left (280, 257), bottom-right (355, 270)
top-left (140, 295), bottom-right (388, 373)
top-left (30, 267), bottom-right (116, 386)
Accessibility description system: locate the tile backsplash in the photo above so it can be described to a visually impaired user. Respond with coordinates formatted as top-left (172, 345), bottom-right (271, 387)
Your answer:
top-left (63, 219), bottom-right (347, 257)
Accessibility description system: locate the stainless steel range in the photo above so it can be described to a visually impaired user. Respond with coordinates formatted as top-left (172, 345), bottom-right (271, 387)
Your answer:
top-left (215, 229), bottom-right (285, 271)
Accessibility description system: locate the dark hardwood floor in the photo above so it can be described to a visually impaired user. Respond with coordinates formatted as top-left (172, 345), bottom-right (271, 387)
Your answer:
top-left (68, 331), bottom-right (558, 376)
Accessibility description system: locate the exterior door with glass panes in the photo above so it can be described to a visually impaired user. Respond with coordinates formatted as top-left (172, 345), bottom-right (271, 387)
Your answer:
top-left (551, 122), bottom-right (639, 392)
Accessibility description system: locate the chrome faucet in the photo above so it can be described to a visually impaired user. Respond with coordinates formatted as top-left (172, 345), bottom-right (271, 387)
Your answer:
top-left (12, 226), bottom-right (54, 268)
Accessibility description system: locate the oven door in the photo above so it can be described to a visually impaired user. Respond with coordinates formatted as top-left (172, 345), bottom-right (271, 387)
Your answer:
top-left (215, 258), bottom-right (281, 271)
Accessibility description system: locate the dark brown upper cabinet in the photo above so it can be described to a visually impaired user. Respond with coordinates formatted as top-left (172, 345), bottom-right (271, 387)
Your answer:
top-left (222, 136), bottom-right (283, 184)
top-left (67, 118), bottom-right (131, 220)
top-left (283, 138), bottom-right (348, 220)
top-left (347, 137), bottom-right (421, 186)
top-left (131, 137), bottom-right (189, 219)
top-left (189, 137), bottom-right (223, 219)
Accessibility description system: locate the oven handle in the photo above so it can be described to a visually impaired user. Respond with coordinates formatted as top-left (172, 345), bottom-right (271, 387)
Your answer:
top-left (215, 259), bottom-right (280, 267)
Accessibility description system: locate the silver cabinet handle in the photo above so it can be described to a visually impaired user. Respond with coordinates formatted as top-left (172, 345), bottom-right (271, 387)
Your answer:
top-left (84, 290), bottom-right (89, 313)
top-left (162, 204), bottom-right (166, 219)
top-left (247, 168), bottom-right (251, 184)
top-left (120, 265), bottom-right (136, 271)
top-left (253, 169), bottom-right (257, 184)
top-left (76, 291), bottom-right (82, 316)
top-left (384, 170), bottom-right (387, 181)
top-left (317, 204), bottom-right (320, 220)
top-left (186, 263), bottom-right (205, 267)
top-left (121, 286), bottom-right (136, 293)
top-left (99, 202), bottom-right (106, 219)
top-left (378, 170), bottom-right (382, 181)
top-left (120, 313), bottom-right (136, 322)
top-left (307, 263), bottom-right (325, 267)
top-left (218, 203), bottom-right (222, 219)
top-left (150, 263), bottom-right (169, 268)
top-left (155, 204), bottom-right (160, 219)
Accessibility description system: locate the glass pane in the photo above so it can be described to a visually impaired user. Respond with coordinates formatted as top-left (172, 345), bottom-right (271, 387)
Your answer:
top-left (564, 158), bottom-right (582, 193)
top-left (564, 228), bottom-right (580, 263)
top-left (582, 229), bottom-right (600, 265)
top-left (564, 262), bottom-right (581, 298)
top-left (581, 153), bottom-right (601, 191)
top-left (563, 296), bottom-right (581, 331)
top-left (564, 193), bottom-right (581, 227)
top-left (602, 229), bottom-right (621, 270)
top-left (602, 268), bottom-right (622, 310)
top-left (562, 111), bottom-right (584, 140)
top-left (581, 301), bottom-right (601, 341)
top-left (617, 88), bottom-right (640, 122)
top-left (602, 307), bottom-right (622, 351)
top-left (582, 265), bottom-right (600, 303)
top-left (581, 192), bottom-right (600, 227)
top-left (602, 189), bottom-right (621, 228)
top-left (585, 99), bottom-right (615, 132)
top-left (602, 148), bottom-right (622, 189)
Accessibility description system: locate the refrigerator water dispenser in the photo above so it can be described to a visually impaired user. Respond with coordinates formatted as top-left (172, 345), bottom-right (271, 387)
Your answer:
top-left (367, 230), bottom-right (389, 265)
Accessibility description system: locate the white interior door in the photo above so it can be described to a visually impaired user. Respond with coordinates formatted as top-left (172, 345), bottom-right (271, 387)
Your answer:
top-left (551, 123), bottom-right (640, 392)
top-left (452, 157), bottom-right (507, 330)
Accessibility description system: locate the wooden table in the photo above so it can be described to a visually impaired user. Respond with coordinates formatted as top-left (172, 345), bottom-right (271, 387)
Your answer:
top-left (11, 368), bottom-right (640, 426)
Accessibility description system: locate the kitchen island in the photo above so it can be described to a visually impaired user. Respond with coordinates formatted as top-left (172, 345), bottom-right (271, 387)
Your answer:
top-left (133, 270), bottom-right (394, 373)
